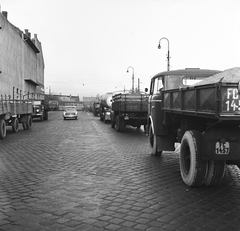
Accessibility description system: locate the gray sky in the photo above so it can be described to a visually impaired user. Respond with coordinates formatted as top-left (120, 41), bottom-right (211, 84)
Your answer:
top-left (1, 0), bottom-right (240, 99)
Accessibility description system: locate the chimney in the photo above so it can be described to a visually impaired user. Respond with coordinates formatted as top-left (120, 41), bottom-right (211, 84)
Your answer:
top-left (24, 29), bottom-right (31, 38)
top-left (2, 11), bottom-right (8, 19)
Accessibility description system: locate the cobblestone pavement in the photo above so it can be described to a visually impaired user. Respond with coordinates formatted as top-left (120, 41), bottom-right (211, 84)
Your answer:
top-left (1, 111), bottom-right (240, 231)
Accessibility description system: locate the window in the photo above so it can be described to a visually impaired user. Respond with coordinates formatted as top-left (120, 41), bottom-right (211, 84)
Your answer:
top-left (153, 76), bottom-right (164, 94)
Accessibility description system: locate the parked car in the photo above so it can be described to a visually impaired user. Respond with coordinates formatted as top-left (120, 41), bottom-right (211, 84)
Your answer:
top-left (63, 106), bottom-right (78, 120)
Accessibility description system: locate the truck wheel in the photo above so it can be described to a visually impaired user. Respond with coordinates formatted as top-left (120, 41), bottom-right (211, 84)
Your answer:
top-left (121, 117), bottom-right (126, 132)
top-left (0, 119), bottom-right (6, 139)
top-left (40, 114), bottom-right (44, 121)
top-left (23, 115), bottom-right (32, 130)
top-left (115, 116), bottom-right (121, 132)
top-left (12, 117), bottom-right (19, 133)
top-left (43, 111), bottom-right (48, 120)
top-left (149, 125), bottom-right (162, 156)
top-left (204, 160), bottom-right (226, 186)
top-left (180, 130), bottom-right (207, 187)
top-left (111, 119), bottom-right (115, 128)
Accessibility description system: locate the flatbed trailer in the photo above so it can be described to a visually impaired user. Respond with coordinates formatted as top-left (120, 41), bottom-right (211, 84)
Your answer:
top-left (111, 93), bottom-right (148, 132)
top-left (0, 96), bottom-right (33, 139)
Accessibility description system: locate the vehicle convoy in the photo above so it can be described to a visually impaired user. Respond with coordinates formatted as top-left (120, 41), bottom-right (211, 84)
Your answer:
top-left (111, 92), bottom-right (148, 132)
top-left (99, 93), bottom-right (112, 123)
top-left (0, 10), bottom-right (44, 139)
top-left (92, 100), bottom-right (100, 116)
top-left (148, 67), bottom-right (240, 187)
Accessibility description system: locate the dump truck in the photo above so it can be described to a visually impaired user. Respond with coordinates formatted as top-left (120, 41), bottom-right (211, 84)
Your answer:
top-left (147, 67), bottom-right (240, 187)
top-left (99, 93), bottom-right (112, 123)
top-left (111, 93), bottom-right (148, 132)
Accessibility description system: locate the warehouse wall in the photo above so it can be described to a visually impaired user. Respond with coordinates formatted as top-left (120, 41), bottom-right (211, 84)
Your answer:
top-left (0, 11), bottom-right (44, 100)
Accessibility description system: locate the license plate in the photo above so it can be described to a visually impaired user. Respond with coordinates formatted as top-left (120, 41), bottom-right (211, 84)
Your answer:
top-left (215, 141), bottom-right (230, 154)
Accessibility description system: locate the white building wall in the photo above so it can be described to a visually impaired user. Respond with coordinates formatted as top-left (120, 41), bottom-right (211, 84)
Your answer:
top-left (0, 11), bottom-right (44, 100)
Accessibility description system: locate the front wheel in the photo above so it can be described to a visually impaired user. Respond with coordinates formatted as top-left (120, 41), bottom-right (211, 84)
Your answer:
top-left (179, 130), bottom-right (207, 187)
top-left (149, 125), bottom-right (162, 156)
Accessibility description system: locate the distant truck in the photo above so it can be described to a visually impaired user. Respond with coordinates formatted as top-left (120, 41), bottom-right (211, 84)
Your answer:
top-left (48, 100), bottom-right (59, 111)
top-left (0, 96), bottom-right (33, 139)
top-left (92, 101), bottom-right (100, 116)
top-left (25, 93), bottom-right (49, 121)
top-left (99, 93), bottom-right (112, 123)
top-left (111, 93), bottom-right (148, 132)
top-left (147, 67), bottom-right (240, 187)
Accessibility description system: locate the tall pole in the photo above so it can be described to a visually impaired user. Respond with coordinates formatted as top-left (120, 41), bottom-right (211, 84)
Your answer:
top-left (158, 37), bottom-right (170, 71)
top-left (127, 66), bottom-right (134, 93)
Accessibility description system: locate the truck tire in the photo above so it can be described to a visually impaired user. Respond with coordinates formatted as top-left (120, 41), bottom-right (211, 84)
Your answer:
top-left (0, 119), bottom-right (6, 139)
top-left (204, 160), bottom-right (226, 186)
top-left (180, 130), bottom-right (207, 187)
top-left (40, 114), bottom-right (44, 121)
top-left (115, 115), bottom-right (121, 132)
top-left (43, 111), bottom-right (48, 120)
top-left (121, 117), bottom-right (126, 132)
top-left (23, 115), bottom-right (32, 130)
top-left (149, 125), bottom-right (162, 156)
top-left (12, 117), bottom-right (19, 133)
top-left (111, 119), bottom-right (115, 128)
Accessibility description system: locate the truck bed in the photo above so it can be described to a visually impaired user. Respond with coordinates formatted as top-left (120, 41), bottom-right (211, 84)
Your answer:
top-left (112, 93), bottom-right (148, 112)
top-left (162, 82), bottom-right (240, 120)
top-left (0, 99), bottom-right (32, 115)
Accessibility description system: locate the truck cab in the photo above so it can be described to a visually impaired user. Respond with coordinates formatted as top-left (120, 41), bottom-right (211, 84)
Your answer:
top-left (148, 68), bottom-right (221, 154)
top-left (32, 100), bottom-right (49, 121)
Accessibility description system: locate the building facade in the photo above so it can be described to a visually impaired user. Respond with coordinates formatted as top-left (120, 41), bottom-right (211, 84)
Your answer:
top-left (0, 10), bottom-right (44, 100)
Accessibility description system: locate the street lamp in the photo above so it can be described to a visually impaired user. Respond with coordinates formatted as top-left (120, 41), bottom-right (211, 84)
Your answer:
top-left (158, 37), bottom-right (170, 71)
top-left (127, 66), bottom-right (134, 93)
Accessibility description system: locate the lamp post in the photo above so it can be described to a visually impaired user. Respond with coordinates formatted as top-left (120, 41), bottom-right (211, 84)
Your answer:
top-left (158, 37), bottom-right (170, 71)
top-left (127, 66), bottom-right (134, 93)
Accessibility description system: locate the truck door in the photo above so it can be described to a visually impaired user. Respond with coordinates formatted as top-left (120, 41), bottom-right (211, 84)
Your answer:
top-left (149, 76), bottom-right (167, 135)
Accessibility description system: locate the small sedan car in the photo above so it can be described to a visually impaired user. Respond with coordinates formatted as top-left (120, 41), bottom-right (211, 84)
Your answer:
top-left (63, 106), bottom-right (78, 120)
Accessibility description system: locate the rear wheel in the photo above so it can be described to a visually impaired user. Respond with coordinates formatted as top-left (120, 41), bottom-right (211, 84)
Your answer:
top-left (179, 130), bottom-right (207, 187)
top-left (43, 111), bottom-right (48, 120)
top-left (204, 160), bottom-right (226, 186)
top-left (111, 118), bottom-right (115, 128)
top-left (149, 125), bottom-right (162, 156)
top-left (12, 117), bottom-right (19, 133)
top-left (23, 115), bottom-right (32, 130)
top-left (40, 114), bottom-right (44, 121)
top-left (0, 119), bottom-right (6, 139)
top-left (115, 115), bottom-right (121, 132)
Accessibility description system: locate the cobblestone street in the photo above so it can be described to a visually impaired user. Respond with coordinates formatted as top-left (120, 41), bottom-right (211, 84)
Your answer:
top-left (0, 111), bottom-right (240, 231)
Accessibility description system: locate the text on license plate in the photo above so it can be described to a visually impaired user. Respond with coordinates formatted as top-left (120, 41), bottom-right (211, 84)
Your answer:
top-left (215, 141), bottom-right (230, 154)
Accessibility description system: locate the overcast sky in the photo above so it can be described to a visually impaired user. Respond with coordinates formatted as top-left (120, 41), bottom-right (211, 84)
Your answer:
top-left (1, 0), bottom-right (240, 99)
